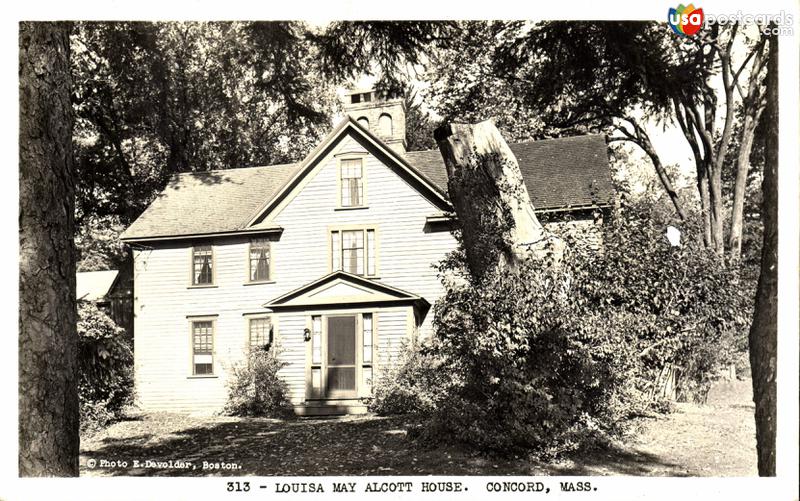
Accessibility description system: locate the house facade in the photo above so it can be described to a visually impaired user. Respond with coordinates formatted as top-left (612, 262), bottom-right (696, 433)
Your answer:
top-left (121, 90), bottom-right (615, 415)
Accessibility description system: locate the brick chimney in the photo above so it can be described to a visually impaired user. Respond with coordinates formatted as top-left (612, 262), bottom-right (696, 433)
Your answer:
top-left (342, 88), bottom-right (407, 154)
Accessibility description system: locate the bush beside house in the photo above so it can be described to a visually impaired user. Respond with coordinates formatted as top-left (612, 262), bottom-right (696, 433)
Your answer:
top-left (78, 302), bottom-right (134, 432)
top-left (223, 345), bottom-right (294, 418)
top-left (372, 199), bottom-right (754, 456)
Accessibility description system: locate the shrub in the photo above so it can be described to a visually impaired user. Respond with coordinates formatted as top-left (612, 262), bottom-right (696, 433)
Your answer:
top-left (420, 198), bottom-right (754, 455)
top-left (565, 201), bottom-right (755, 403)
top-left (77, 302), bottom-right (133, 432)
top-left (426, 256), bottom-right (640, 455)
top-left (224, 345), bottom-right (294, 418)
top-left (368, 340), bottom-right (452, 415)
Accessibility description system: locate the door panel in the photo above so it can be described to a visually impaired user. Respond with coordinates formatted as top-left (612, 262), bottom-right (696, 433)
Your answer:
top-left (326, 315), bottom-right (357, 396)
top-left (328, 316), bottom-right (356, 365)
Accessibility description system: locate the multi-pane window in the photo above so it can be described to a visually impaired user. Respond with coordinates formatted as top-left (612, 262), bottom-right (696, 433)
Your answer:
top-left (249, 317), bottom-right (272, 350)
top-left (192, 245), bottom-right (213, 285)
top-left (342, 230), bottom-right (364, 275)
top-left (363, 313), bottom-right (374, 388)
top-left (363, 313), bottom-right (373, 364)
top-left (340, 159), bottom-right (364, 207)
top-left (331, 229), bottom-right (376, 276)
top-left (249, 239), bottom-right (271, 282)
top-left (192, 320), bottom-right (214, 375)
top-left (310, 316), bottom-right (322, 396)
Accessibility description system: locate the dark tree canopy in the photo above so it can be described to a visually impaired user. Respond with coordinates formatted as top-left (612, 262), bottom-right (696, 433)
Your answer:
top-left (310, 21), bottom-right (457, 95)
top-left (72, 21), bottom-right (335, 226)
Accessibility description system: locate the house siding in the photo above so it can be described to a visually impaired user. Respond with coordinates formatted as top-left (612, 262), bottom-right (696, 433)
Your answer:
top-left (267, 133), bottom-right (456, 337)
top-left (131, 131), bottom-right (457, 413)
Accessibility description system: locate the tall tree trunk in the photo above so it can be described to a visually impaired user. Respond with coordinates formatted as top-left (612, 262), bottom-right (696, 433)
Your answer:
top-left (729, 44), bottom-right (767, 260)
top-left (19, 21), bottom-right (78, 477)
top-left (434, 120), bottom-right (563, 280)
top-left (695, 161), bottom-right (712, 248)
top-left (748, 31), bottom-right (777, 477)
top-left (708, 163), bottom-right (725, 255)
top-left (728, 109), bottom-right (762, 260)
top-left (616, 119), bottom-right (687, 221)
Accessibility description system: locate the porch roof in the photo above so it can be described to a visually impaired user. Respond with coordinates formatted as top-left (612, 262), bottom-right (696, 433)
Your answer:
top-left (263, 271), bottom-right (429, 312)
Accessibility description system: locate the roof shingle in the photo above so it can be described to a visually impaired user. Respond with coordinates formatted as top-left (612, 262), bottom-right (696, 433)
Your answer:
top-left (122, 134), bottom-right (614, 241)
top-left (405, 134), bottom-right (615, 211)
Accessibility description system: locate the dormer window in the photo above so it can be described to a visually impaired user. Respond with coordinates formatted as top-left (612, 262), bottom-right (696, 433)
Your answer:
top-left (340, 158), bottom-right (364, 207)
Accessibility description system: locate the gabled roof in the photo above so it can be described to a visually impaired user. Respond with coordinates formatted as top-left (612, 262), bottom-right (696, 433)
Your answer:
top-left (76, 270), bottom-right (119, 302)
top-left (121, 121), bottom-right (615, 242)
top-left (245, 116), bottom-right (451, 227)
top-left (264, 271), bottom-right (429, 311)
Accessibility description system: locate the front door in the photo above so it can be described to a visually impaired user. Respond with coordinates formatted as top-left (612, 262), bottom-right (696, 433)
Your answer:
top-left (326, 315), bottom-right (357, 398)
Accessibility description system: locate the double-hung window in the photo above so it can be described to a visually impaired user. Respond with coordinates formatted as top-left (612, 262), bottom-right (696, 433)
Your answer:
top-left (249, 238), bottom-right (271, 282)
top-left (192, 245), bottom-right (213, 285)
top-left (340, 159), bottom-right (364, 207)
top-left (191, 320), bottom-right (214, 375)
top-left (331, 228), bottom-right (377, 276)
top-left (248, 317), bottom-right (272, 351)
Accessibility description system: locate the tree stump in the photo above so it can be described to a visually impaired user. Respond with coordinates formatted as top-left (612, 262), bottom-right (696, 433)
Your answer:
top-left (434, 120), bottom-right (564, 280)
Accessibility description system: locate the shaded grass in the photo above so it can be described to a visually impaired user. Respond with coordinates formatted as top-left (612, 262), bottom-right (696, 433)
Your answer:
top-left (80, 380), bottom-right (756, 477)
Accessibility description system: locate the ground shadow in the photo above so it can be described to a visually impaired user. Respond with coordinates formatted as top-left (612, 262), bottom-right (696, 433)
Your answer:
top-left (80, 415), bottom-right (686, 477)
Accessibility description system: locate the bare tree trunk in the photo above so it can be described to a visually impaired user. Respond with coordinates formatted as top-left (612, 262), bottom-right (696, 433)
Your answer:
top-left (728, 110), bottom-right (762, 260)
top-left (748, 31), bottom-right (777, 477)
top-left (19, 21), bottom-right (78, 477)
top-left (696, 162), bottom-right (713, 248)
top-left (640, 137), bottom-right (686, 222)
top-left (729, 44), bottom-right (767, 260)
top-left (434, 120), bottom-right (563, 280)
top-left (614, 119), bottom-right (687, 221)
top-left (708, 164), bottom-right (725, 255)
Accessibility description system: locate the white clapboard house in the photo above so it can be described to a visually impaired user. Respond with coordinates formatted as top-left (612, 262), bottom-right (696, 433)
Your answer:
top-left (121, 89), bottom-right (615, 415)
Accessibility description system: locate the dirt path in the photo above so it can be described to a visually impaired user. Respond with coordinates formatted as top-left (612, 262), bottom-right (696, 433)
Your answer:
top-left (80, 380), bottom-right (756, 477)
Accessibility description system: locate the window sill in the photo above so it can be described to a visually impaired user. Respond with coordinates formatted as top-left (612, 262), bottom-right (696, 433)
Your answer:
top-left (334, 206), bottom-right (369, 211)
top-left (187, 375), bottom-right (218, 379)
top-left (243, 280), bottom-right (275, 286)
top-left (187, 284), bottom-right (218, 289)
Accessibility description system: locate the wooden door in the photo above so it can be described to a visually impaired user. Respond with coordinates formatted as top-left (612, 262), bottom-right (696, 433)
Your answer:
top-left (326, 315), bottom-right (357, 398)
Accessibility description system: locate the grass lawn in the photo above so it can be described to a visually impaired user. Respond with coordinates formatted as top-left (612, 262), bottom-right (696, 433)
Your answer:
top-left (79, 379), bottom-right (756, 477)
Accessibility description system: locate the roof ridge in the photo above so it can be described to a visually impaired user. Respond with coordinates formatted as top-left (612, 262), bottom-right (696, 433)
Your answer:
top-left (404, 133), bottom-right (607, 157)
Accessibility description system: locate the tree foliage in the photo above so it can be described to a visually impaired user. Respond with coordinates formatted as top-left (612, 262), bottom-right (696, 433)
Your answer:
top-left (396, 197), bottom-right (754, 455)
top-left (71, 21), bottom-right (335, 227)
top-left (310, 21), bottom-right (456, 96)
top-left (422, 21), bottom-right (769, 256)
top-left (77, 302), bottom-right (133, 432)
